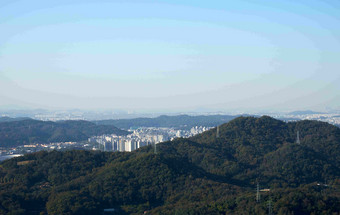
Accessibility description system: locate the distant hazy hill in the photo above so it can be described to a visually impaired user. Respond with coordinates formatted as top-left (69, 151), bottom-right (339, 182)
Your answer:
top-left (0, 119), bottom-right (129, 147)
top-left (0, 116), bottom-right (31, 123)
top-left (288, 110), bottom-right (324, 115)
top-left (0, 116), bottom-right (339, 214)
top-left (95, 114), bottom-right (238, 129)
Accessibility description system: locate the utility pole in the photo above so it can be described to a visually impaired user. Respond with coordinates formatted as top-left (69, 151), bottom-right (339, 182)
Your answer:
top-left (216, 125), bottom-right (220, 138)
top-left (268, 196), bottom-right (273, 215)
top-left (296, 131), bottom-right (300, 144)
top-left (256, 182), bottom-right (260, 203)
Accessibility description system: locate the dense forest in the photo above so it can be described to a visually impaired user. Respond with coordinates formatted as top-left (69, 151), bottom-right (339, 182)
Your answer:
top-left (0, 119), bottom-right (129, 147)
top-left (0, 116), bottom-right (339, 214)
top-left (94, 114), bottom-right (238, 130)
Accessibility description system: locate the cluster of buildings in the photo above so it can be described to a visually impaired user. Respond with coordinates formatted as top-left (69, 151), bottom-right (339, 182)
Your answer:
top-left (296, 114), bottom-right (340, 125)
top-left (88, 126), bottom-right (211, 152)
top-left (271, 113), bottom-right (340, 125)
top-left (0, 126), bottom-right (211, 161)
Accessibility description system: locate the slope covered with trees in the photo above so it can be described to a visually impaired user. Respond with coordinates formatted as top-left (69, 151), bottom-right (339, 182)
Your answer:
top-left (0, 116), bottom-right (339, 214)
top-left (0, 119), bottom-right (129, 147)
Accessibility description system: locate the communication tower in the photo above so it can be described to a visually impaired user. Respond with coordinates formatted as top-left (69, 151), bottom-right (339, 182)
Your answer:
top-left (296, 131), bottom-right (301, 144)
top-left (268, 196), bottom-right (273, 215)
top-left (256, 182), bottom-right (261, 203)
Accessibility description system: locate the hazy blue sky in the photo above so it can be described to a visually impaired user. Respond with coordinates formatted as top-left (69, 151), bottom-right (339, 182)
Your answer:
top-left (1, 0), bottom-right (340, 112)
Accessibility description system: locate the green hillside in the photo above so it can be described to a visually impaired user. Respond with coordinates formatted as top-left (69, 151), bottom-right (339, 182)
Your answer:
top-left (0, 116), bottom-right (339, 214)
top-left (0, 119), bottom-right (130, 147)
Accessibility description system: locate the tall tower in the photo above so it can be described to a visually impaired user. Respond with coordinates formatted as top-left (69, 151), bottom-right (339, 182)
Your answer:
top-left (216, 125), bottom-right (220, 138)
top-left (296, 131), bottom-right (301, 144)
top-left (154, 143), bottom-right (157, 154)
top-left (256, 182), bottom-right (261, 203)
top-left (268, 196), bottom-right (273, 215)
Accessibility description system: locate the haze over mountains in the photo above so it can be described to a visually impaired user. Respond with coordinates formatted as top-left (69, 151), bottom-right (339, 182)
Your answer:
top-left (0, 116), bottom-right (339, 214)
top-left (0, 116), bottom-right (31, 123)
top-left (95, 114), bottom-right (238, 130)
top-left (1, 73), bottom-right (340, 112)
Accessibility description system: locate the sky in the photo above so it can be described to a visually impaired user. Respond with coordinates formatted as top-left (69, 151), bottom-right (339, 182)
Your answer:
top-left (0, 0), bottom-right (340, 113)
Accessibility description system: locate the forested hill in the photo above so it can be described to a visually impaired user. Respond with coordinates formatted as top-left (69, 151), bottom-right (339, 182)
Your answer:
top-left (0, 116), bottom-right (339, 214)
top-left (95, 114), bottom-right (238, 129)
top-left (188, 116), bottom-right (340, 184)
top-left (0, 119), bottom-right (129, 147)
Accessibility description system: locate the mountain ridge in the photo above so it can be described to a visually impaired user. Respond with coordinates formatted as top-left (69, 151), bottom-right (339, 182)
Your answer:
top-left (94, 114), bottom-right (238, 130)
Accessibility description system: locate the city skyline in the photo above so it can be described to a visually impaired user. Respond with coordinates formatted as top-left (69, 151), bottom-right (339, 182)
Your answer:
top-left (1, 0), bottom-right (340, 112)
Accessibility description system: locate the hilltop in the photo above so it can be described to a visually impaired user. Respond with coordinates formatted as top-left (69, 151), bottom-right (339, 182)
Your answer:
top-left (0, 116), bottom-right (339, 214)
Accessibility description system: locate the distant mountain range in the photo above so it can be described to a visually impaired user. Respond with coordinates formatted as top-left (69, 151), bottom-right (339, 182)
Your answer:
top-left (0, 116), bottom-right (339, 214)
top-left (94, 114), bottom-right (239, 130)
top-left (0, 119), bottom-right (129, 147)
top-left (288, 110), bottom-right (325, 115)
top-left (0, 116), bottom-right (31, 123)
